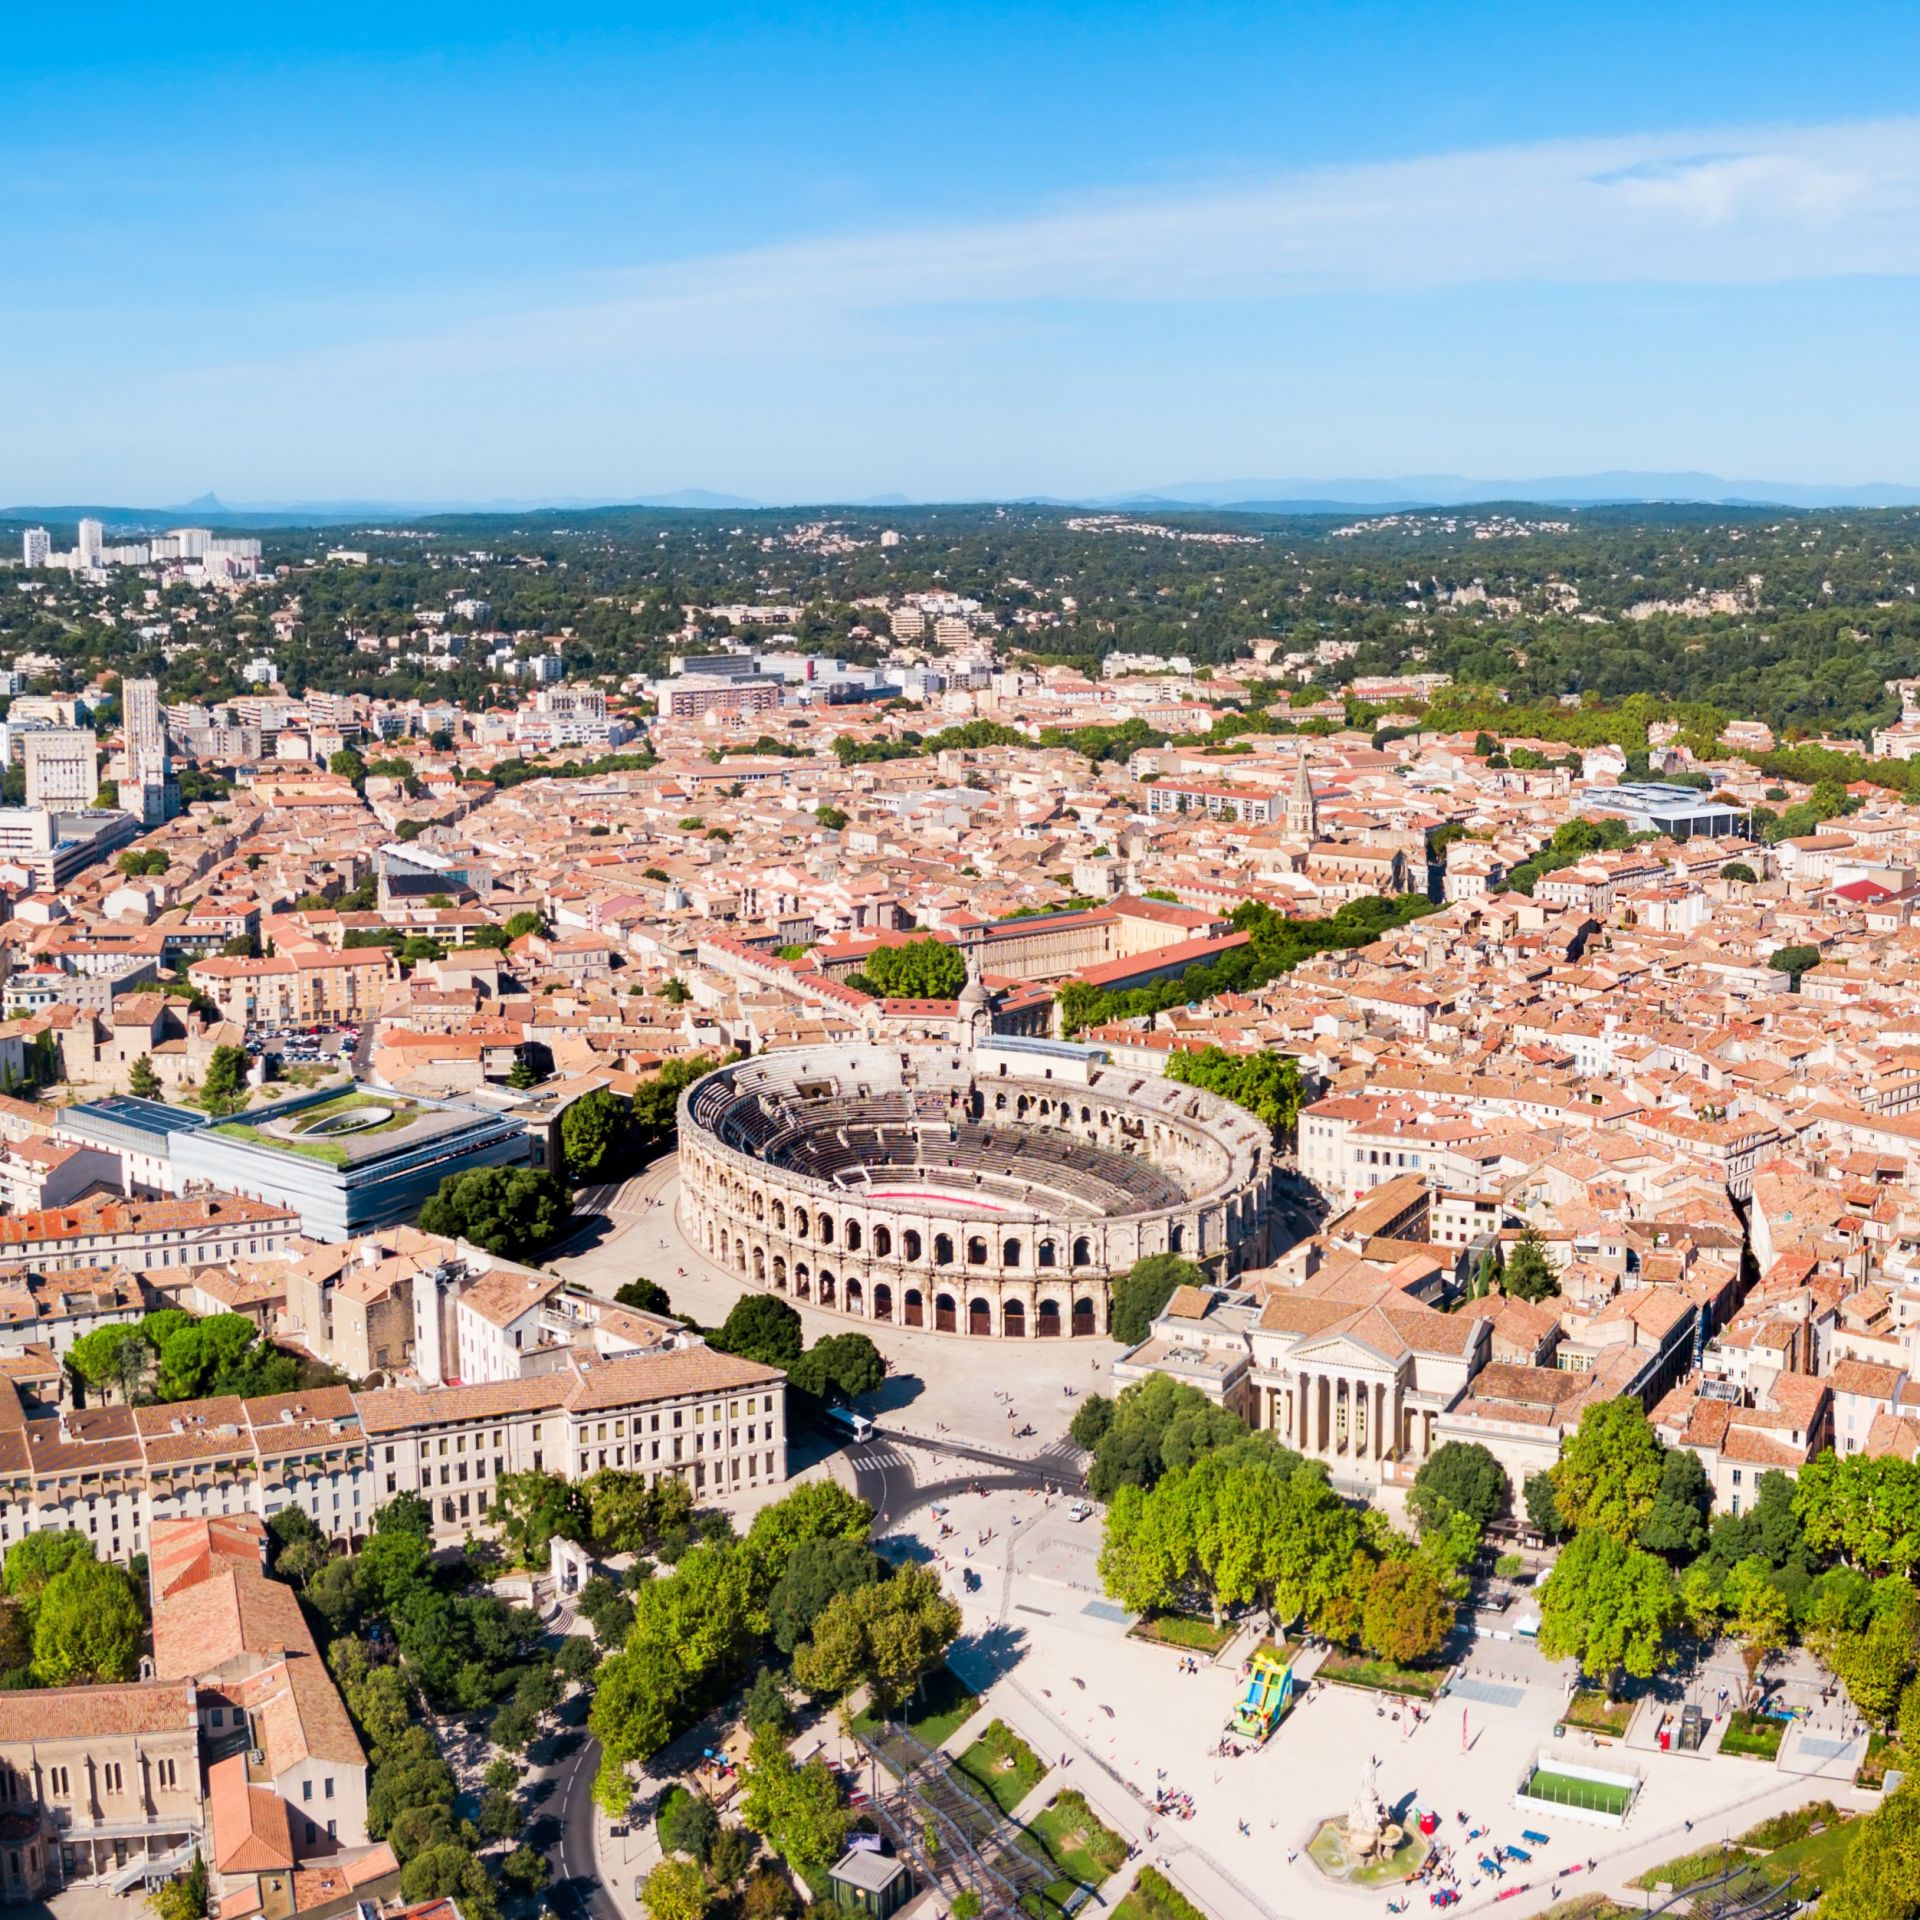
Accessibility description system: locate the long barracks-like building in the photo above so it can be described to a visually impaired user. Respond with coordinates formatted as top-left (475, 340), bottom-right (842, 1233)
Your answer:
top-left (0, 1344), bottom-right (787, 1566)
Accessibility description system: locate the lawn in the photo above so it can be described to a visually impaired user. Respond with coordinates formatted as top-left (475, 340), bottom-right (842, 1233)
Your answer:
top-left (1317, 1650), bottom-right (1446, 1698)
top-left (955, 1719), bottom-right (1046, 1815)
top-left (1719, 1709), bottom-right (1785, 1760)
top-left (1127, 1612), bottom-right (1237, 1655)
top-left (1522, 1768), bottom-right (1634, 1817)
top-left (1855, 1731), bottom-right (1910, 1789)
top-left (1111, 1866), bottom-right (1211, 1920)
top-left (211, 1120), bottom-right (350, 1166)
top-left (1632, 1801), bottom-right (1854, 1896)
top-left (851, 1663), bottom-right (979, 1768)
top-left (1015, 1790), bottom-right (1129, 1919)
top-left (1563, 1689), bottom-right (1633, 1736)
top-left (287, 1091), bottom-right (421, 1137)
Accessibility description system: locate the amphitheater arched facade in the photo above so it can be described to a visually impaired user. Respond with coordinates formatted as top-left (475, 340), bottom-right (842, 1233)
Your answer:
top-left (676, 1040), bottom-right (1279, 1338)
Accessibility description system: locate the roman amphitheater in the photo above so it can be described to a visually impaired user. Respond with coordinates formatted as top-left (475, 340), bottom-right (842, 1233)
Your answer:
top-left (676, 1036), bottom-right (1278, 1337)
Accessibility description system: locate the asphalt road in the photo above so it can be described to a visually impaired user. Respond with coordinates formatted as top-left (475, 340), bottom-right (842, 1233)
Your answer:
top-left (524, 1690), bottom-right (621, 1920)
top-left (845, 1427), bottom-right (1087, 1530)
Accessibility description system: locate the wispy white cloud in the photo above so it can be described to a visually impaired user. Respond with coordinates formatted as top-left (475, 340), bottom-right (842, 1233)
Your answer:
top-left (179, 114), bottom-right (1920, 385)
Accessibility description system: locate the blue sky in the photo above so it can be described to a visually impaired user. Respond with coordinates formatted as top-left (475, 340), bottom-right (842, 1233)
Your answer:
top-left (9, 1), bottom-right (1920, 505)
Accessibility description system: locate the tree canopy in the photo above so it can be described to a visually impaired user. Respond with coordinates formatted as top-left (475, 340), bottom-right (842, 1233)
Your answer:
top-left (418, 1166), bottom-right (573, 1259)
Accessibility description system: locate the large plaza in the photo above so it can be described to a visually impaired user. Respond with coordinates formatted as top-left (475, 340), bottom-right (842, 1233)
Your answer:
top-left (563, 1155), bottom-right (1874, 1920)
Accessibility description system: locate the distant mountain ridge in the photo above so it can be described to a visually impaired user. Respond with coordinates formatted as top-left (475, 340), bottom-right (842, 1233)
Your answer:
top-left (5, 471), bottom-right (1920, 528)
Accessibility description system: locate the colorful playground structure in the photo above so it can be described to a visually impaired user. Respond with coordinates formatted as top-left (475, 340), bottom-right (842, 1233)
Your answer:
top-left (1229, 1646), bottom-right (1295, 1742)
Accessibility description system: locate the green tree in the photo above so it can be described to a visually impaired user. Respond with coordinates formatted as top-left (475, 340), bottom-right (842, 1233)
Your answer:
top-left (709, 1293), bottom-right (804, 1368)
top-left (737, 1729), bottom-right (851, 1878)
top-left (66, 1322), bottom-right (151, 1404)
top-left (788, 1332), bottom-right (885, 1405)
top-left (1536, 1529), bottom-right (1678, 1687)
top-left (790, 1565), bottom-right (961, 1710)
top-left (4, 1531), bottom-right (93, 1615)
top-left (1083, 1374), bottom-right (1246, 1499)
top-left (147, 1850), bottom-right (208, 1920)
top-left (1640, 1447), bottom-right (1714, 1559)
top-left (127, 1055), bottom-right (160, 1099)
top-left (200, 1044), bottom-right (251, 1116)
top-left (1409, 1442), bottom-right (1510, 1533)
top-left (1723, 1557), bottom-right (1793, 1704)
top-left (493, 1470), bottom-right (587, 1566)
top-left (32, 1556), bottom-right (145, 1684)
top-left (814, 806), bottom-right (847, 830)
top-left (1362, 1558), bottom-right (1452, 1666)
top-left (1794, 1452), bottom-right (1920, 1577)
top-left (561, 1087), bottom-right (636, 1180)
top-left (1719, 862), bottom-right (1757, 883)
top-left (1164, 1046), bottom-right (1304, 1139)
top-left (154, 1313), bottom-right (296, 1401)
top-left (1109, 1253), bottom-right (1204, 1346)
top-left (501, 1847), bottom-right (550, 1895)
top-left (1552, 1397), bottom-right (1667, 1545)
top-left (641, 1858), bottom-right (713, 1920)
top-left (1821, 1780), bottom-right (1920, 1920)
top-left (768, 1538), bottom-right (885, 1655)
top-left (861, 938), bottom-right (966, 1000)
top-left (742, 1480), bottom-right (873, 1590)
top-left (742, 1669), bottom-right (791, 1738)
top-left (615, 1278), bottom-right (673, 1316)
top-left (707, 1823), bottom-right (758, 1892)
top-left (1768, 943), bottom-right (1822, 989)
top-left (330, 747), bottom-right (368, 784)
top-left (417, 1166), bottom-right (573, 1259)
top-left (1500, 1226), bottom-right (1559, 1304)
top-left (659, 1790), bottom-right (721, 1862)
top-left (1524, 1469), bottom-right (1566, 1541)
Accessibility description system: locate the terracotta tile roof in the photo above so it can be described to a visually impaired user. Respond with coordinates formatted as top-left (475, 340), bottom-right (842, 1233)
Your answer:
top-left (0, 1678), bottom-right (197, 1742)
top-left (209, 1752), bottom-right (297, 1874)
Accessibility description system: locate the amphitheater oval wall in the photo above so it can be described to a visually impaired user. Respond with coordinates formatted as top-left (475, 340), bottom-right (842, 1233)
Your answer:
top-left (675, 1042), bottom-right (1277, 1338)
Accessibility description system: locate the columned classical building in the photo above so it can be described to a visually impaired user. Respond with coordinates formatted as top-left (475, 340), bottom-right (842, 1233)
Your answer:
top-left (1247, 1290), bottom-right (1488, 1482)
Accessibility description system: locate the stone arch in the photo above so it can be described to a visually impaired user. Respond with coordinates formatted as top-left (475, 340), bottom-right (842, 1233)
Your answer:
top-left (818, 1214), bottom-right (835, 1247)
top-left (845, 1275), bottom-right (863, 1313)
top-left (934, 1291), bottom-right (957, 1333)
top-left (1002, 1237), bottom-right (1022, 1269)
top-left (994, 1091), bottom-right (1008, 1112)
top-left (873, 1224), bottom-right (892, 1258)
top-left (1169, 1222), bottom-right (1184, 1254)
top-left (873, 1281), bottom-right (892, 1322)
top-left (845, 1219), bottom-right (863, 1253)
top-left (818, 1270), bottom-right (836, 1307)
top-left (1036, 1298), bottom-right (1063, 1337)
top-left (904, 1287), bottom-right (924, 1328)
top-left (1071, 1297), bottom-right (1097, 1337)
top-left (752, 1245), bottom-right (766, 1283)
top-left (902, 1227), bottom-right (921, 1262)
top-left (967, 1297), bottom-right (994, 1336)
top-left (753, 1192), bottom-right (765, 1221)
top-left (1002, 1298), bottom-right (1026, 1338)
top-left (934, 1232), bottom-right (954, 1266)
top-left (967, 1235), bottom-right (988, 1266)
top-left (794, 1262), bottom-right (811, 1298)
top-left (772, 1255), bottom-right (787, 1288)
top-left (1037, 1238), bottom-right (1057, 1268)
top-left (1072, 1235), bottom-right (1093, 1267)
top-left (794, 1207), bottom-right (810, 1241)
top-left (771, 1200), bottom-right (787, 1231)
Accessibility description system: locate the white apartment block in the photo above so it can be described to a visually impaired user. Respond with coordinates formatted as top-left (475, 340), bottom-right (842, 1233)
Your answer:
top-left (22, 727), bottom-right (99, 811)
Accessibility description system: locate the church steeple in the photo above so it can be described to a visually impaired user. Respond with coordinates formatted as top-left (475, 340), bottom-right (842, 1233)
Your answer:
top-left (1287, 754), bottom-right (1317, 837)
